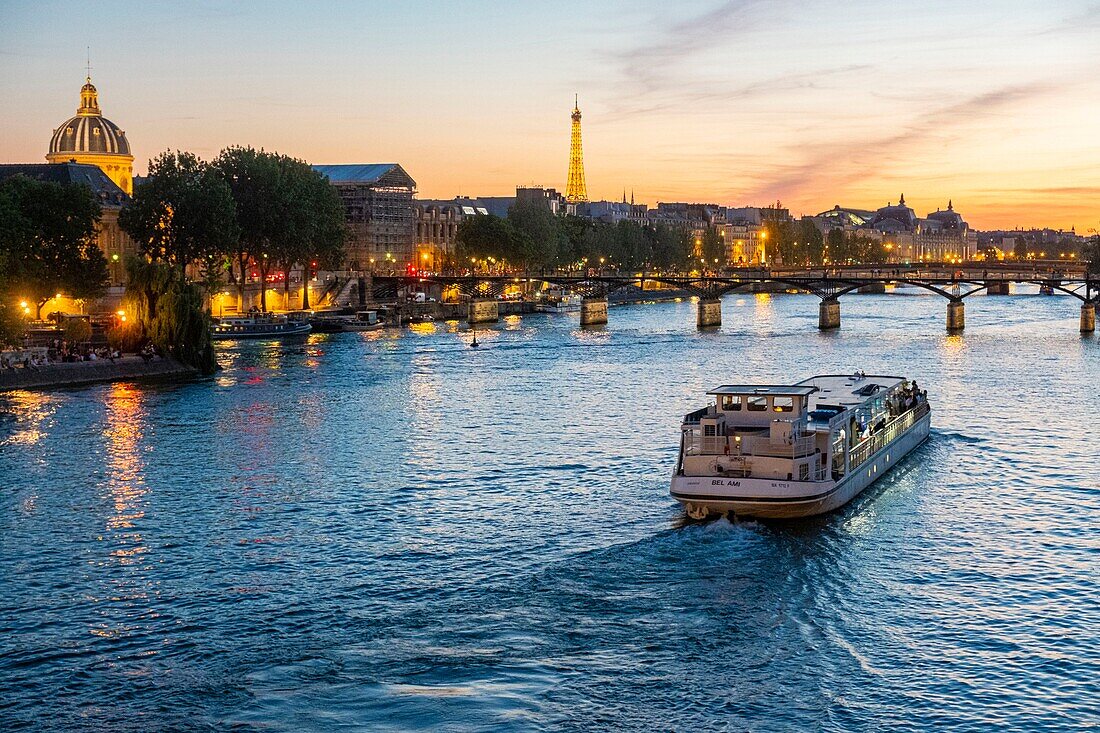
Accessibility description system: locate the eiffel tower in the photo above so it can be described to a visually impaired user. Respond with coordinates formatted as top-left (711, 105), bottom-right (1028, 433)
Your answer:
top-left (566, 95), bottom-right (588, 203)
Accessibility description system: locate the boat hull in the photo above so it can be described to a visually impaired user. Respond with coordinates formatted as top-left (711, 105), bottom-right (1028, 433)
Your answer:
top-left (671, 411), bottom-right (930, 519)
top-left (211, 323), bottom-right (312, 340)
top-left (535, 304), bottom-right (581, 313)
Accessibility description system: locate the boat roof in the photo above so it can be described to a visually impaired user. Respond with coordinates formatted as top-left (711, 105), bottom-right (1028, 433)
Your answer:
top-left (707, 374), bottom-right (913, 409)
top-left (708, 385), bottom-right (818, 396)
top-left (798, 374), bottom-right (910, 410)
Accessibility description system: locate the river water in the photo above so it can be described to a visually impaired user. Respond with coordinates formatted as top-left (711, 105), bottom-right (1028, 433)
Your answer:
top-left (2, 291), bottom-right (1097, 732)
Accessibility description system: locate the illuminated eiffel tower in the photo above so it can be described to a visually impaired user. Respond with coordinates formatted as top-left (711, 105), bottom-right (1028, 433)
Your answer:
top-left (566, 95), bottom-right (588, 203)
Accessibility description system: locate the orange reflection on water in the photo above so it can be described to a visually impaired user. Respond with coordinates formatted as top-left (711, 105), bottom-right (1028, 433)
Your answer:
top-left (1, 390), bottom-right (59, 447)
top-left (102, 384), bottom-right (148, 560)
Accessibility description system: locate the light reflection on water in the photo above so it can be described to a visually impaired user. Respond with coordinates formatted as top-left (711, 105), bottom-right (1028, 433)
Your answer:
top-left (0, 293), bottom-right (1097, 732)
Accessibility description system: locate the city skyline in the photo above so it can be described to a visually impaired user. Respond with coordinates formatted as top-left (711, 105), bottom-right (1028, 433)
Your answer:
top-left (2, 0), bottom-right (1098, 230)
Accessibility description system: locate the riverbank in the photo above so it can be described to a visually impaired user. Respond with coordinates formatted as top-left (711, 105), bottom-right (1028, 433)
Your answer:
top-left (0, 355), bottom-right (197, 391)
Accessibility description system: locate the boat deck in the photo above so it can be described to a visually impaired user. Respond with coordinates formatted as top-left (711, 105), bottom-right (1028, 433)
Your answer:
top-left (797, 374), bottom-right (908, 411)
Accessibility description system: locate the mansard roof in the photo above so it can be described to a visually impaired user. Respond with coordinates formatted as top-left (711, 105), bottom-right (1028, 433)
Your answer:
top-left (312, 163), bottom-right (416, 189)
top-left (0, 162), bottom-right (129, 206)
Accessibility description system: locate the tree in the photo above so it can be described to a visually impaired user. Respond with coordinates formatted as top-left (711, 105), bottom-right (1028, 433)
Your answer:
top-left (120, 257), bottom-right (217, 374)
top-left (798, 219), bottom-right (825, 265)
top-left (1085, 235), bottom-right (1100, 276)
top-left (213, 147), bottom-right (288, 312)
top-left (1013, 237), bottom-right (1029, 260)
top-left (119, 151), bottom-right (239, 281)
top-left (507, 199), bottom-right (566, 269)
top-left (853, 235), bottom-right (887, 264)
top-left (270, 156), bottom-right (346, 310)
top-left (650, 223), bottom-right (693, 270)
top-left (825, 228), bottom-right (848, 264)
top-left (212, 148), bottom-right (345, 312)
top-left (0, 301), bottom-right (24, 347)
top-left (700, 226), bottom-right (724, 270)
top-left (0, 175), bottom-right (108, 320)
top-left (559, 215), bottom-right (595, 267)
top-left (455, 214), bottom-right (526, 268)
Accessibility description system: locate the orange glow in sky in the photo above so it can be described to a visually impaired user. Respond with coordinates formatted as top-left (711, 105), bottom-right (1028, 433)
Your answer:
top-left (2, 1), bottom-right (1098, 230)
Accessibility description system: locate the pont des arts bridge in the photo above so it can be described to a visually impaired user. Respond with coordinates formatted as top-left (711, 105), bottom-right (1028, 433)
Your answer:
top-left (365, 262), bottom-right (1098, 333)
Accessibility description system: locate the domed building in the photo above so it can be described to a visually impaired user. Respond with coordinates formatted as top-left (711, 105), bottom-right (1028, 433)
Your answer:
top-left (46, 76), bottom-right (133, 195)
top-left (869, 194), bottom-right (919, 232)
top-left (926, 200), bottom-right (967, 231)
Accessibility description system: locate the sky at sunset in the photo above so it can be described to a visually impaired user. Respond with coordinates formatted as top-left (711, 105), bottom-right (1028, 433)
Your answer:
top-left (2, 0), bottom-right (1098, 230)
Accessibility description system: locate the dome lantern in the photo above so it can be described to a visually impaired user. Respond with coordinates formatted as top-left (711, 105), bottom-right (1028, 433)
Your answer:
top-left (78, 76), bottom-right (100, 115)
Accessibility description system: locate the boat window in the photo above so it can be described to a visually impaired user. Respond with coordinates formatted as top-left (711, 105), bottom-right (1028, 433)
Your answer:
top-left (747, 397), bottom-right (767, 412)
top-left (703, 425), bottom-right (717, 436)
top-left (773, 397), bottom-right (794, 413)
top-left (722, 395), bottom-right (741, 411)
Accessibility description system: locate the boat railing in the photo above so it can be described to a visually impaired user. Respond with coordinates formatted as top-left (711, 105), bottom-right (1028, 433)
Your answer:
top-left (751, 434), bottom-right (816, 458)
top-left (683, 432), bottom-right (816, 458)
top-left (682, 406), bottom-right (711, 425)
top-left (849, 401), bottom-right (930, 468)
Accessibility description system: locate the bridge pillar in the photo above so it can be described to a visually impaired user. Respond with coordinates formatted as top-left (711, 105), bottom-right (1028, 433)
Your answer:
top-left (468, 298), bottom-right (499, 324)
top-left (579, 297), bottom-right (608, 326)
top-left (857, 282), bottom-right (886, 294)
top-left (818, 299), bottom-right (840, 330)
top-left (986, 281), bottom-right (1010, 295)
top-left (1081, 303), bottom-right (1096, 333)
top-left (697, 298), bottom-right (722, 328)
top-left (947, 300), bottom-right (965, 331)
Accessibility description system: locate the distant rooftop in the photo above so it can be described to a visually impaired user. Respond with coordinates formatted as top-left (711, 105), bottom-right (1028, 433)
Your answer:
top-left (0, 162), bottom-right (129, 206)
top-left (312, 163), bottom-right (416, 188)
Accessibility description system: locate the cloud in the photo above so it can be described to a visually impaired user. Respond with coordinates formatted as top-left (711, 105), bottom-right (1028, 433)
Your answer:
top-left (738, 83), bottom-right (1049, 204)
top-left (600, 0), bottom-right (782, 113)
top-left (1036, 3), bottom-right (1100, 35)
top-left (601, 63), bottom-right (873, 122)
top-left (612, 1), bottom-right (765, 88)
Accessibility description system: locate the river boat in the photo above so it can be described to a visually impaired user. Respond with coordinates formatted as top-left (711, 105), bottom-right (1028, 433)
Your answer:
top-left (211, 314), bottom-right (312, 339)
top-left (535, 290), bottom-right (582, 313)
top-left (671, 373), bottom-right (931, 520)
top-left (307, 314), bottom-right (347, 333)
top-left (343, 310), bottom-right (384, 331)
top-left (1039, 285), bottom-right (1055, 296)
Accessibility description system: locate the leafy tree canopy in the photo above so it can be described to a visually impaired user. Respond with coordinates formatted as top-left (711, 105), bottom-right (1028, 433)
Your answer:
top-left (119, 150), bottom-right (239, 277)
top-left (213, 147), bottom-right (345, 311)
top-left (0, 175), bottom-right (108, 319)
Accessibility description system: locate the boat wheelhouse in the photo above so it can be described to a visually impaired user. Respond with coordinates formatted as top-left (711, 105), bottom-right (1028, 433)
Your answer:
top-left (535, 289), bottom-right (582, 313)
top-left (211, 314), bottom-right (312, 339)
top-left (671, 374), bottom-right (930, 519)
top-left (343, 310), bottom-right (383, 331)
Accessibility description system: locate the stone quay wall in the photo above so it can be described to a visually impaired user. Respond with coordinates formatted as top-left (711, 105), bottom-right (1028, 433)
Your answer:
top-left (0, 356), bottom-right (197, 392)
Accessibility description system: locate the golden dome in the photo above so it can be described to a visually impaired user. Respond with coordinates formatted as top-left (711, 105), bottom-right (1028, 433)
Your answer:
top-left (48, 77), bottom-right (131, 157)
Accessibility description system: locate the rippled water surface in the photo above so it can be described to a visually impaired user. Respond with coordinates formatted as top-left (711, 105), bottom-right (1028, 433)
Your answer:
top-left (2, 291), bottom-right (1098, 731)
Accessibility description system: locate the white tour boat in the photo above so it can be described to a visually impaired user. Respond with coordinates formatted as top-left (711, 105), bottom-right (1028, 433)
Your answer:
top-left (211, 314), bottom-right (312, 339)
top-left (535, 290), bottom-right (582, 313)
top-left (671, 373), bottom-right (930, 519)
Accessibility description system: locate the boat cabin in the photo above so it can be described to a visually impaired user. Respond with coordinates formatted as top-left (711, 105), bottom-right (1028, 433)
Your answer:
top-left (680, 374), bottom-right (927, 482)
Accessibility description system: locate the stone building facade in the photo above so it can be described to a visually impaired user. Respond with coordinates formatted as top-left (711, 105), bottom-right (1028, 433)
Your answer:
top-left (312, 164), bottom-right (417, 271)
